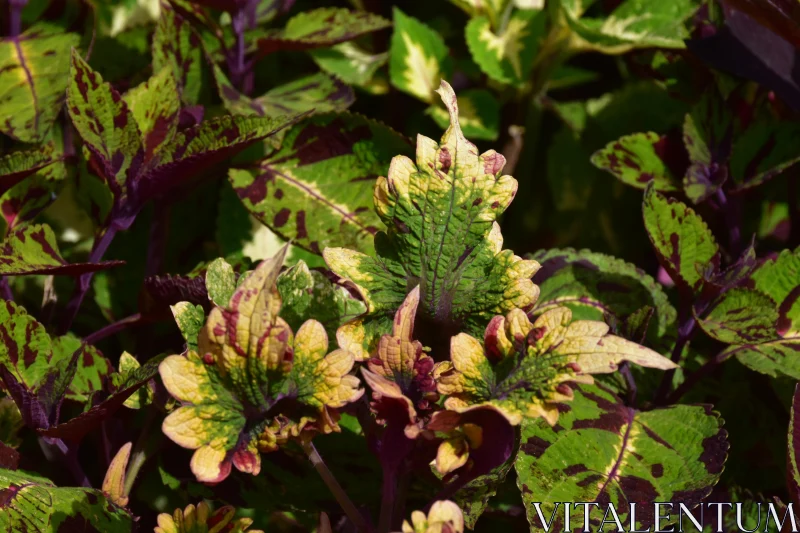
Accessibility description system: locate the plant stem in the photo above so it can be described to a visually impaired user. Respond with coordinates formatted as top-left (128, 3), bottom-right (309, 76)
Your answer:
top-left (378, 464), bottom-right (397, 533)
top-left (60, 227), bottom-right (118, 334)
top-left (123, 409), bottom-right (156, 496)
top-left (715, 188), bottom-right (741, 257)
top-left (47, 438), bottom-right (91, 487)
top-left (8, 0), bottom-right (27, 37)
top-left (619, 362), bottom-right (637, 406)
top-left (0, 278), bottom-right (13, 301)
top-left (654, 307), bottom-right (697, 404)
top-left (665, 352), bottom-right (728, 404)
top-left (84, 313), bottom-right (142, 345)
top-left (145, 200), bottom-right (171, 278)
top-left (303, 439), bottom-right (371, 533)
top-left (391, 469), bottom-right (410, 531)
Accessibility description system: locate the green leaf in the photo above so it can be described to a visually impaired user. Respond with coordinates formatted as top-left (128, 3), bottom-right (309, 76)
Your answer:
top-left (310, 42), bottom-right (389, 87)
top-left (257, 7), bottom-right (391, 54)
top-left (0, 145), bottom-right (58, 197)
top-left (789, 384), bottom-right (800, 506)
top-left (324, 81), bottom-right (540, 359)
top-left (389, 8), bottom-right (450, 103)
top-left (436, 306), bottom-right (675, 425)
top-left (53, 335), bottom-right (113, 403)
top-left (681, 94), bottom-right (732, 203)
top-left (67, 48), bottom-right (143, 193)
top-left (152, 3), bottom-right (207, 104)
top-left (530, 248), bottom-right (676, 339)
top-left (229, 112), bottom-right (412, 257)
top-left (696, 288), bottom-right (778, 344)
top-left (464, 9), bottom-right (546, 86)
top-left (0, 24), bottom-right (80, 143)
top-left (729, 116), bottom-right (800, 192)
top-left (591, 132), bottom-right (681, 192)
top-left (277, 260), bottom-right (366, 339)
top-left (118, 352), bottom-right (153, 409)
top-left (748, 247), bottom-right (800, 336)
top-left (0, 469), bottom-right (133, 531)
top-left (453, 439), bottom-right (518, 528)
top-left (0, 224), bottom-right (122, 276)
top-left (0, 398), bottom-right (22, 449)
top-left (123, 67), bottom-right (180, 162)
top-left (721, 336), bottom-right (800, 380)
top-left (426, 89), bottom-right (500, 141)
top-left (205, 257), bottom-right (237, 308)
top-left (642, 187), bottom-right (720, 296)
top-left (558, 0), bottom-right (700, 54)
top-left (171, 302), bottom-right (206, 353)
top-left (515, 383), bottom-right (728, 530)
top-left (215, 68), bottom-right (354, 118)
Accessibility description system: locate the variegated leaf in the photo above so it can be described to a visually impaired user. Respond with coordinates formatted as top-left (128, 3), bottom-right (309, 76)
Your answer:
top-left (230, 112), bottom-right (412, 256)
top-left (325, 81), bottom-right (540, 359)
top-left (399, 501), bottom-right (465, 533)
top-left (0, 145), bottom-right (57, 198)
top-left (152, 3), bottom-right (207, 105)
top-left (389, 8), bottom-right (450, 103)
top-left (0, 224), bottom-right (123, 276)
top-left (310, 42), bottom-right (389, 87)
top-left (0, 24), bottom-right (80, 143)
top-left (123, 67), bottom-right (180, 163)
top-left (435, 306), bottom-right (675, 426)
top-left (515, 383), bottom-right (728, 530)
top-left (696, 288), bottom-right (778, 344)
top-left (591, 132), bottom-right (682, 192)
top-left (464, 9), bottom-right (546, 86)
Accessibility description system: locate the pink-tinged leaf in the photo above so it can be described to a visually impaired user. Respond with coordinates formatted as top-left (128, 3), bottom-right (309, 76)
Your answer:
top-left (0, 224), bottom-right (123, 276)
top-left (39, 354), bottom-right (165, 441)
top-left (66, 48), bottom-right (144, 194)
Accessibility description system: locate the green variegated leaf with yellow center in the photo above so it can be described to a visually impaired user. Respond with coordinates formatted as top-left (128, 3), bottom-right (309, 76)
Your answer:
top-left (515, 383), bottom-right (728, 530)
top-left (434, 306), bottom-right (675, 425)
top-left (325, 81), bottom-right (540, 360)
top-left (0, 24), bottom-right (80, 143)
top-left (464, 9), bottom-right (546, 86)
top-left (159, 247), bottom-right (363, 483)
top-left (389, 8), bottom-right (451, 103)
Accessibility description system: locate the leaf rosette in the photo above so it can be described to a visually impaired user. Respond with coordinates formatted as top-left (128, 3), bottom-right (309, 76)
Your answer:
top-left (434, 306), bottom-right (677, 425)
top-left (159, 247), bottom-right (364, 483)
top-left (325, 80), bottom-right (540, 360)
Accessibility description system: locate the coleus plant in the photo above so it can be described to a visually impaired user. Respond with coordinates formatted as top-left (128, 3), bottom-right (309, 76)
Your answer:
top-left (0, 0), bottom-right (799, 531)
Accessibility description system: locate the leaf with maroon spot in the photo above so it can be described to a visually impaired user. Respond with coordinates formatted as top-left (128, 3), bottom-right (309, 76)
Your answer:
top-left (515, 383), bottom-right (728, 531)
top-left (530, 247), bottom-right (677, 341)
top-left (591, 132), bottom-right (682, 192)
top-left (324, 81), bottom-right (541, 359)
top-left (255, 7), bottom-right (391, 56)
top-left (642, 187), bottom-right (720, 299)
top-left (0, 469), bottom-right (133, 531)
top-left (39, 354), bottom-right (165, 441)
top-left (0, 144), bottom-right (58, 198)
top-left (0, 224), bottom-right (123, 276)
top-left (681, 92), bottom-right (733, 203)
top-left (695, 287), bottom-right (779, 344)
top-left (215, 67), bottom-right (354, 119)
top-left (0, 24), bottom-right (80, 143)
top-left (230, 112), bottom-right (412, 257)
top-left (152, 3), bottom-right (208, 105)
top-left (123, 67), bottom-right (181, 164)
top-left (67, 48), bottom-right (144, 200)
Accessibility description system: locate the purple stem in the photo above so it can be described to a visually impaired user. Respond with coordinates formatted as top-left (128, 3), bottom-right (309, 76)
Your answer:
top-left (619, 362), bottom-right (637, 406)
top-left (84, 313), bottom-right (142, 345)
top-left (0, 278), bottom-right (13, 301)
top-left (665, 351), bottom-right (727, 404)
top-left (378, 463), bottom-right (397, 533)
top-left (8, 0), bottom-right (27, 37)
top-left (654, 306), bottom-right (697, 404)
top-left (145, 200), bottom-right (171, 277)
top-left (48, 437), bottom-right (91, 487)
top-left (60, 227), bottom-right (119, 334)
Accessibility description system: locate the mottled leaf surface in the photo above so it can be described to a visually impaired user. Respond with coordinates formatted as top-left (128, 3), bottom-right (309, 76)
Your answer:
top-left (231, 112), bottom-right (412, 256)
top-left (0, 224), bottom-right (123, 276)
top-left (310, 42), bottom-right (388, 87)
top-left (515, 383), bottom-right (728, 530)
top-left (696, 288), bottom-right (778, 344)
top-left (277, 260), bottom-right (366, 339)
top-left (0, 469), bottom-right (133, 531)
top-left (0, 25), bottom-right (80, 143)
top-left (0, 145), bottom-right (57, 197)
top-left (389, 8), bottom-right (450, 103)
top-left (325, 81), bottom-right (539, 359)
top-left (155, 501), bottom-right (262, 533)
top-left (152, 4), bottom-right (207, 104)
top-left (123, 67), bottom-right (181, 163)
top-left (643, 188), bottom-right (720, 296)
top-left (465, 9), bottom-right (546, 86)
top-left (530, 247), bottom-right (676, 338)
top-left (749, 247), bottom-right (800, 336)
top-left (591, 132), bottom-right (681, 192)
